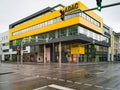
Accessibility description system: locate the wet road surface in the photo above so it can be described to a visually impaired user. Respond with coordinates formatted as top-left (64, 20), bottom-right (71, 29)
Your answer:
top-left (0, 62), bottom-right (120, 90)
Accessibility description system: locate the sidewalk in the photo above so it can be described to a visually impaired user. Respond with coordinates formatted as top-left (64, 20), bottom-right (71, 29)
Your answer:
top-left (1, 61), bottom-right (110, 66)
top-left (0, 61), bottom-right (113, 76)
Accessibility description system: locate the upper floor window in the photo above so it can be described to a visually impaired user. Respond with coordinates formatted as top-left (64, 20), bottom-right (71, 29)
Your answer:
top-left (12, 10), bottom-right (101, 36)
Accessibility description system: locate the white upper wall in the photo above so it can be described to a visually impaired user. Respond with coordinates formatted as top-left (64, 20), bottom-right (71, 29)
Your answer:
top-left (0, 31), bottom-right (9, 43)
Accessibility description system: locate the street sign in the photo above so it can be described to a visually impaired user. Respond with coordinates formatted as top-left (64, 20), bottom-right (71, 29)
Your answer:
top-left (70, 43), bottom-right (85, 54)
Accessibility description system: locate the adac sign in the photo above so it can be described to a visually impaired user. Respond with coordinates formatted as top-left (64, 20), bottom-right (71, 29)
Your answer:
top-left (64, 2), bottom-right (79, 13)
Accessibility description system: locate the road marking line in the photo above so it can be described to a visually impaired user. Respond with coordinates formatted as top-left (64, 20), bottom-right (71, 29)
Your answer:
top-left (74, 82), bottom-right (82, 84)
top-left (0, 81), bottom-right (9, 84)
top-left (8, 75), bottom-right (40, 83)
top-left (106, 88), bottom-right (113, 90)
top-left (36, 75), bottom-right (39, 78)
top-left (72, 69), bottom-right (84, 73)
top-left (33, 86), bottom-right (47, 90)
top-left (46, 77), bottom-right (52, 79)
top-left (24, 75), bottom-right (39, 80)
top-left (48, 84), bottom-right (75, 90)
top-left (40, 76), bottom-right (45, 78)
top-left (84, 83), bottom-right (92, 86)
top-left (53, 78), bottom-right (57, 80)
top-left (66, 80), bottom-right (73, 83)
top-left (94, 85), bottom-right (103, 88)
top-left (59, 79), bottom-right (65, 81)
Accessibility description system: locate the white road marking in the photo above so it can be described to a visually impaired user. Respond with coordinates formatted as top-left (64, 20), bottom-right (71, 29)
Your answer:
top-left (53, 78), bottom-right (57, 80)
top-left (48, 84), bottom-right (75, 90)
top-left (94, 85), bottom-right (103, 88)
top-left (59, 79), bottom-right (65, 81)
top-left (0, 74), bottom-right (116, 90)
top-left (72, 69), bottom-right (84, 73)
top-left (74, 82), bottom-right (82, 84)
top-left (33, 86), bottom-right (47, 90)
top-left (106, 88), bottom-right (114, 90)
top-left (46, 76), bottom-right (52, 79)
top-left (84, 83), bottom-right (92, 86)
top-left (66, 80), bottom-right (73, 83)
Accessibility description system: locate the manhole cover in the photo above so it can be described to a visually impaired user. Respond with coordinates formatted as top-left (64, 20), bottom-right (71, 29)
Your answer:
top-left (0, 72), bottom-right (14, 75)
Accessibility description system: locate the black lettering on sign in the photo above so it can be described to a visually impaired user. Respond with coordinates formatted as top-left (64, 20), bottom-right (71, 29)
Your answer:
top-left (65, 3), bottom-right (78, 12)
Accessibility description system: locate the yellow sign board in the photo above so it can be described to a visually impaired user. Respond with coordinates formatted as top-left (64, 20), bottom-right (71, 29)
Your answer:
top-left (70, 43), bottom-right (85, 54)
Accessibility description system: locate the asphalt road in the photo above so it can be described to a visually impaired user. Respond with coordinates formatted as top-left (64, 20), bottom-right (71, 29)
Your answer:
top-left (0, 62), bottom-right (120, 90)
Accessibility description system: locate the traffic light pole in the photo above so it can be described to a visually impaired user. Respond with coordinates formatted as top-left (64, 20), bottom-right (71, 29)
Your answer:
top-left (65, 2), bottom-right (120, 16)
top-left (83, 2), bottom-right (120, 12)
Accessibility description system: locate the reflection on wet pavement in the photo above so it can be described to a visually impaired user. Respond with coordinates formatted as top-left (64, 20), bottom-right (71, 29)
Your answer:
top-left (0, 63), bottom-right (120, 90)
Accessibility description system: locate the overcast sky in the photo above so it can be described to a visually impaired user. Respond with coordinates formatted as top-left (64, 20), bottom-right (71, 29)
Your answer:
top-left (0, 0), bottom-right (120, 33)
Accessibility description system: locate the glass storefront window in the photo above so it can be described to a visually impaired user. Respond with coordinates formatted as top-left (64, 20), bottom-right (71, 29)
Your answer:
top-left (38, 33), bottom-right (45, 39)
top-left (78, 26), bottom-right (84, 34)
top-left (13, 10), bottom-right (101, 37)
top-left (53, 18), bottom-right (57, 23)
top-left (94, 45), bottom-right (99, 51)
top-left (16, 39), bottom-right (22, 45)
top-left (13, 40), bottom-right (16, 46)
top-left (49, 31), bottom-right (56, 39)
top-left (90, 31), bottom-right (93, 38)
top-left (87, 30), bottom-right (90, 37)
top-left (30, 36), bottom-right (36, 43)
top-left (24, 37), bottom-right (30, 43)
top-left (93, 33), bottom-right (96, 40)
top-left (12, 25), bottom-right (109, 47)
top-left (56, 17), bottom-right (60, 23)
top-left (39, 45), bottom-right (44, 52)
top-left (96, 34), bottom-right (99, 41)
top-left (78, 26), bottom-right (109, 44)
top-left (58, 29), bottom-right (67, 38)
top-left (68, 26), bottom-right (78, 36)
top-left (55, 44), bottom-right (59, 52)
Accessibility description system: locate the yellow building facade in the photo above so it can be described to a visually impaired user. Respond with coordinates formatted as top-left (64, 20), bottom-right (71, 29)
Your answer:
top-left (9, 1), bottom-right (109, 63)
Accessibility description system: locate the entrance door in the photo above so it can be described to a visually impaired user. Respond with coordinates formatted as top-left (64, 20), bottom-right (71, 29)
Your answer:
top-left (46, 48), bottom-right (50, 63)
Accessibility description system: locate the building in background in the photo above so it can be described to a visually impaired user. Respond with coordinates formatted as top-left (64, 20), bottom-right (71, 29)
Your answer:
top-left (103, 24), bottom-right (113, 62)
top-left (9, 1), bottom-right (109, 63)
top-left (114, 32), bottom-right (120, 61)
top-left (103, 24), bottom-right (110, 61)
top-left (0, 31), bottom-right (15, 61)
top-left (0, 41), bottom-right (2, 61)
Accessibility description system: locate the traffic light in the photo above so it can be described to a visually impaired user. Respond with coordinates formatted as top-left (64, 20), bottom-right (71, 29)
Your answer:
top-left (96, 0), bottom-right (102, 11)
top-left (60, 10), bottom-right (65, 21)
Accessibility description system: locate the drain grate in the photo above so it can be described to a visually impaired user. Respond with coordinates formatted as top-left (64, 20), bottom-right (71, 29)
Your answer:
top-left (0, 72), bottom-right (14, 75)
